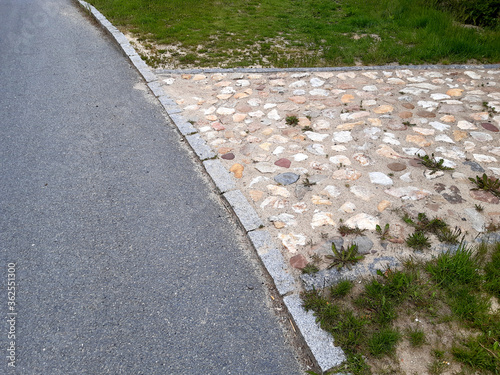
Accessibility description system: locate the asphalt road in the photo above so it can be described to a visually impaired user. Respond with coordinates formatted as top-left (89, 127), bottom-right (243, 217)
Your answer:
top-left (0, 0), bottom-right (303, 373)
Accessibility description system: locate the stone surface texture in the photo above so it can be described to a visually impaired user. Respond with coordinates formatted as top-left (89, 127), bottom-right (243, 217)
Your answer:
top-left (159, 68), bottom-right (500, 285)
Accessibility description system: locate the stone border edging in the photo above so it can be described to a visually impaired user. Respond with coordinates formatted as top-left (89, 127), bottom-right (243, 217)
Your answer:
top-left (76, 0), bottom-right (344, 371)
top-left (156, 63), bottom-right (500, 75)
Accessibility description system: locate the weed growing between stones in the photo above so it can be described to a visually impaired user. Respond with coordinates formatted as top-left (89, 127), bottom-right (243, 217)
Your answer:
top-left (469, 173), bottom-right (500, 198)
top-left (406, 231), bottom-right (431, 250)
top-left (285, 115), bottom-right (299, 126)
top-left (418, 153), bottom-right (454, 174)
top-left (338, 225), bottom-right (366, 237)
top-left (326, 242), bottom-right (364, 270)
top-left (303, 241), bottom-right (500, 374)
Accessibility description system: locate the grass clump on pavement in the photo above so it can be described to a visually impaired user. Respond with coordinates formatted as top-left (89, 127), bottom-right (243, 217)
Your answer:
top-left (302, 241), bottom-right (500, 374)
top-left (87, 0), bottom-right (500, 68)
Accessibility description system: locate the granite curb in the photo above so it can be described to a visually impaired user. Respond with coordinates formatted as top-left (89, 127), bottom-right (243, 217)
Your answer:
top-left (76, 0), bottom-right (343, 371)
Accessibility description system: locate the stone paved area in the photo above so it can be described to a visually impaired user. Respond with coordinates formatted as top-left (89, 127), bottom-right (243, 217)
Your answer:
top-left (159, 67), bottom-right (500, 288)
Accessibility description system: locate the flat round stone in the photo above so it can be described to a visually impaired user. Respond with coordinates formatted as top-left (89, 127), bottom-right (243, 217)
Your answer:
top-left (409, 159), bottom-right (423, 167)
top-left (398, 111), bottom-right (413, 119)
top-left (221, 153), bottom-right (235, 160)
top-left (274, 158), bottom-right (291, 168)
top-left (387, 122), bottom-right (407, 131)
top-left (402, 103), bottom-right (415, 109)
top-left (470, 190), bottom-right (499, 204)
top-left (274, 172), bottom-right (300, 185)
top-left (387, 162), bottom-right (407, 171)
top-left (290, 254), bottom-right (308, 269)
top-left (417, 111), bottom-right (436, 118)
top-left (482, 122), bottom-right (499, 132)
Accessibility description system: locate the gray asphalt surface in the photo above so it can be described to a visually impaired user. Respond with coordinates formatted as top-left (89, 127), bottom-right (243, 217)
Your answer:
top-left (0, 0), bottom-right (303, 373)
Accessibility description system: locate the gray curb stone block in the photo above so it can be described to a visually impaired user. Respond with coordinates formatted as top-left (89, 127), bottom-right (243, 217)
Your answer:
top-left (168, 113), bottom-right (198, 136)
top-left (284, 294), bottom-right (345, 372)
top-left (147, 81), bottom-right (165, 97)
top-left (248, 230), bottom-right (295, 295)
top-left (185, 133), bottom-right (216, 160)
top-left (203, 159), bottom-right (236, 193)
top-left (223, 190), bottom-right (263, 232)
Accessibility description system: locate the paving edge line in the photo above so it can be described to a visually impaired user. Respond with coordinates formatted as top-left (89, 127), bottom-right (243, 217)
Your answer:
top-left (76, 0), bottom-right (345, 371)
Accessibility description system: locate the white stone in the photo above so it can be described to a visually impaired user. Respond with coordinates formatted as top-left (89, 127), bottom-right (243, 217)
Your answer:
top-left (464, 141), bottom-right (476, 151)
top-left (408, 83), bottom-right (441, 90)
top-left (267, 109), bottom-right (281, 121)
top-left (278, 233), bottom-right (306, 253)
top-left (364, 127), bottom-right (381, 139)
top-left (293, 153), bottom-right (308, 162)
top-left (490, 147), bottom-right (500, 156)
top-left (402, 148), bottom-right (426, 157)
top-left (400, 172), bottom-right (412, 182)
top-left (464, 71), bottom-right (481, 80)
top-left (292, 202), bottom-right (308, 214)
top-left (322, 185), bottom-right (341, 198)
top-left (264, 103), bottom-right (277, 109)
top-left (387, 78), bottom-right (406, 85)
top-left (435, 134), bottom-right (455, 143)
top-left (311, 212), bottom-right (336, 228)
top-left (383, 133), bottom-right (400, 145)
top-left (269, 213), bottom-right (297, 227)
top-left (305, 131), bottom-right (329, 142)
top-left (340, 111), bottom-right (370, 121)
top-left (399, 87), bottom-right (429, 96)
top-left (430, 93), bottom-right (451, 100)
top-left (306, 144), bottom-right (326, 156)
top-left (333, 131), bottom-right (353, 143)
top-left (204, 106), bottom-right (216, 115)
top-left (350, 186), bottom-right (374, 201)
top-left (254, 162), bottom-right (279, 173)
top-left (221, 86), bottom-right (236, 94)
top-left (429, 121), bottom-right (450, 131)
top-left (363, 85), bottom-right (378, 91)
top-left (236, 79), bottom-right (250, 87)
top-left (339, 202), bottom-right (357, 213)
top-left (418, 100), bottom-right (439, 109)
top-left (216, 107), bottom-right (235, 115)
top-left (337, 72), bottom-right (356, 80)
top-left (163, 78), bottom-right (175, 85)
top-left (345, 213), bottom-right (379, 231)
top-left (457, 120), bottom-right (477, 130)
top-left (249, 176), bottom-right (269, 187)
top-left (310, 77), bottom-right (325, 87)
top-left (424, 170), bottom-right (444, 179)
top-left (331, 145), bottom-right (347, 152)
top-left (384, 187), bottom-right (432, 200)
top-left (489, 167), bottom-right (500, 176)
top-left (473, 154), bottom-right (497, 163)
top-left (273, 146), bottom-right (285, 155)
top-left (369, 172), bottom-right (393, 185)
top-left (290, 81), bottom-right (306, 88)
top-left (260, 196), bottom-right (287, 209)
top-left (249, 110), bottom-right (265, 117)
top-left (309, 89), bottom-right (330, 96)
top-left (314, 119), bottom-right (331, 130)
top-left (248, 98), bottom-right (261, 107)
top-left (267, 185), bottom-right (291, 197)
top-left (329, 155), bottom-right (351, 165)
top-left (464, 208), bottom-right (485, 232)
top-left (470, 132), bottom-right (493, 142)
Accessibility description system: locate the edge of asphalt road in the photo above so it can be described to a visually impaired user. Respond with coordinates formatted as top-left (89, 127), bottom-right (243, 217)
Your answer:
top-left (75, 0), bottom-right (346, 372)
top-left (73, 2), bottom-right (500, 372)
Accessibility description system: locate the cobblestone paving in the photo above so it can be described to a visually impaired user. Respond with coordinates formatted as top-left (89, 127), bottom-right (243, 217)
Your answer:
top-left (159, 68), bottom-right (500, 288)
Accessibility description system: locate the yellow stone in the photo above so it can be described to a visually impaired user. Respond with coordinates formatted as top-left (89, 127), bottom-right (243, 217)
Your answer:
top-left (453, 130), bottom-right (468, 142)
top-left (232, 113), bottom-right (247, 122)
top-left (229, 163), bottom-right (244, 178)
top-left (367, 118), bottom-right (382, 127)
top-left (311, 195), bottom-right (332, 205)
top-left (446, 88), bottom-right (463, 97)
top-left (377, 200), bottom-right (391, 212)
top-left (249, 190), bottom-right (264, 201)
top-left (273, 221), bottom-right (286, 229)
top-left (192, 74), bottom-right (207, 81)
top-left (298, 117), bottom-right (311, 127)
top-left (181, 74), bottom-right (192, 80)
top-left (218, 147), bottom-right (233, 154)
top-left (440, 115), bottom-right (455, 123)
top-left (262, 128), bottom-right (273, 136)
top-left (233, 92), bottom-right (249, 99)
top-left (373, 105), bottom-right (394, 114)
top-left (376, 145), bottom-right (401, 159)
top-left (341, 94), bottom-right (355, 103)
top-left (216, 94), bottom-right (233, 100)
top-left (259, 142), bottom-right (272, 151)
top-left (337, 121), bottom-right (364, 130)
top-left (244, 89), bottom-right (253, 95)
top-left (205, 115), bottom-right (218, 121)
top-left (406, 134), bottom-right (432, 147)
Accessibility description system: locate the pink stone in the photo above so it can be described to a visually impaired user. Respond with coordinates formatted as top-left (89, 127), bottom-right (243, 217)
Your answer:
top-left (274, 158), bottom-right (291, 168)
top-left (470, 190), bottom-right (499, 204)
top-left (482, 122), bottom-right (499, 132)
top-left (211, 122), bottom-right (225, 131)
top-left (221, 153), bottom-right (235, 160)
top-left (417, 111), bottom-right (436, 118)
top-left (290, 254), bottom-right (308, 269)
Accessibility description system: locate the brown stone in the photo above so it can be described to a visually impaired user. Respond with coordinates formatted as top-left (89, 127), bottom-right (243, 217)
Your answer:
top-left (398, 111), bottom-right (413, 119)
top-left (387, 162), bottom-right (406, 172)
top-left (218, 147), bottom-right (233, 154)
top-left (236, 104), bottom-right (252, 113)
top-left (446, 88), bottom-right (464, 97)
top-left (341, 94), bottom-right (355, 103)
top-left (482, 122), bottom-right (499, 132)
top-left (249, 190), bottom-right (264, 201)
top-left (387, 122), bottom-right (407, 131)
top-left (453, 130), bottom-right (468, 142)
top-left (417, 111), bottom-right (436, 118)
top-left (290, 254), bottom-right (308, 270)
top-left (221, 153), bottom-right (235, 160)
top-left (470, 190), bottom-right (499, 204)
top-left (440, 115), bottom-right (455, 123)
top-left (402, 103), bottom-right (415, 109)
top-left (274, 158), bottom-right (291, 168)
top-left (406, 134), bottom-right (432, 147)
top-left (409, 159), bottom-right (423, 167)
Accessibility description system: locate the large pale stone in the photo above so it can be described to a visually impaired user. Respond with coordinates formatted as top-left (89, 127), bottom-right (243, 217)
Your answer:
top-left (350, 186), bottom-right (374, 201)
top-left (384, 186), bottom-right (432, 200)
top-left (406, 134), bottom-right (432, 147)
top-left (332, 168), bottom-right (362, 181)
top-left (376, 145), bottom-right (401, 159)
top-left (321, 185), bottom-right (341, 198)
top-left (278, 233), bottom-right (306, 253)
top-left (311, 212), bottom-right (336, 228)
top-left (345, 213), bottom-right (379, 231)
top-left (267, 184), bottom-right (291, 197)
top-left (339, 202), bottom-right (356, 213)
top-left (369, 172), bottom-right (393, 186)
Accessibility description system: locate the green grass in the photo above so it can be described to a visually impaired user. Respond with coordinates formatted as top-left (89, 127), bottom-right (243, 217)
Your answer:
top-left (87, 0), bottom-right (500, 68)
top-left (302, 241), bottom-right (500, 374)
